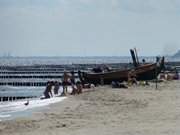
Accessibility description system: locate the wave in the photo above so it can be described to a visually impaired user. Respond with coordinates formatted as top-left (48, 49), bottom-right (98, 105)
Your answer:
top-left (0, 96), bottom-right (67, 121)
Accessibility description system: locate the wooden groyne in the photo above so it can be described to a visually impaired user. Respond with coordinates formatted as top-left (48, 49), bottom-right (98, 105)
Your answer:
top-left (0, 96), bottom-right (37, 102)
top-left (0, 82), bottom-right (46, 86)
top-left (0, 74), bottom-right (79, 79)
top-left (0, 71), bottom-right (68, 74)
top-left (0, 63), bottom-right (130, 87)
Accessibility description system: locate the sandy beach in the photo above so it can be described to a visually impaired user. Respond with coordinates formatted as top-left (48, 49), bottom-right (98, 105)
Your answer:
top-left (0, 80), bottom-right (179, 135)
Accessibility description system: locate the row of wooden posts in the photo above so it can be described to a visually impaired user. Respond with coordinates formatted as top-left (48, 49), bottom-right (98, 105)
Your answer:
top-left (0, 75), bottom-right (78, 79)
top-left (0, 82), bottom-right (47, 86)
top-left (0, 96), bottom-right (37, 102)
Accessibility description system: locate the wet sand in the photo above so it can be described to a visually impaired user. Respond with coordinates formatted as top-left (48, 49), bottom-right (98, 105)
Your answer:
top-left (0, 80), bottom-right (180, 135)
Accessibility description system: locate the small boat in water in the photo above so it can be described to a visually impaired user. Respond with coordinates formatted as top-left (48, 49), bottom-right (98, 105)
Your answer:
top-left (78, 49), bottom-right (165, 85)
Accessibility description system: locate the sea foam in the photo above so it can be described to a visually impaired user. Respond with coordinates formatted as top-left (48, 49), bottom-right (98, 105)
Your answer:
top-left (0, 96), bottom-right (67, 121)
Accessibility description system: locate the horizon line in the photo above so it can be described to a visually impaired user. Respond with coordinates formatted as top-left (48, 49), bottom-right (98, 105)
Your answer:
top-left (0, 55), bottom-right (170, 58)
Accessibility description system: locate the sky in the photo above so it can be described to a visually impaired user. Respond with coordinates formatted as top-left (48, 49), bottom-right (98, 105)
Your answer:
top-left (0, 0), bottom-right (180, 57)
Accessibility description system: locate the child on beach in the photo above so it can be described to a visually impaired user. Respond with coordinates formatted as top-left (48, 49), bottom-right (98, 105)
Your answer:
top-left (43, 81), bottom-right (53, 99)
top-left (71, 84), bottom-right (78, 95)
top-left (76, 81), bottom-right (83, 94)
top-left (71, 81), bottom-right (83, 95)
top-left (53, 81), bottom-right (61, 95)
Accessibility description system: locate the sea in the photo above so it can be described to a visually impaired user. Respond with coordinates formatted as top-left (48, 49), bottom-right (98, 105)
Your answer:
top-left (0, 86), bottom-right (70, 121)
top-left (0, 56), bottom-right (179, 121)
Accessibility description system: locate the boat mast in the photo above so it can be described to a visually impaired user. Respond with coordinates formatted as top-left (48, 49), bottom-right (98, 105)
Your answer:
top-left (134, 48), bottom-right (139, 65)
top-left (130, 49), bottom-right (138, 67)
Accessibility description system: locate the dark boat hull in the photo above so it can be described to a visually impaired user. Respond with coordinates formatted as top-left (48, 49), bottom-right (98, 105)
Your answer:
top-left (135, 63), bottom-right (163, 80)
top-left (79, 57), bottom-right (164, 85)
top-left (80, 69), bottom-right (130, 85)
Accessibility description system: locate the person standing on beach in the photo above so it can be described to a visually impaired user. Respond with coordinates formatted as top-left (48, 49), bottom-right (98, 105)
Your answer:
top-left (70, 71), bottom-right (76, 95)
top-left (62, 71), bottom-right (70, 96)
top-left (70, 71), bottom-right (75, 85)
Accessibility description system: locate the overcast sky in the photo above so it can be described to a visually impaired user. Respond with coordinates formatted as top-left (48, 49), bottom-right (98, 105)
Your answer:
top-left (0, 0), bottom-right (180, 56)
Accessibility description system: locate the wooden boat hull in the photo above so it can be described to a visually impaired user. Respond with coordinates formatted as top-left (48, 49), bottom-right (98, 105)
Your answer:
top-left (135, 63), bottom-right (163, 80)
top-left (79, 69), bottom-right (130, 85)
top-left (78, 57), bottom-right (164, 85)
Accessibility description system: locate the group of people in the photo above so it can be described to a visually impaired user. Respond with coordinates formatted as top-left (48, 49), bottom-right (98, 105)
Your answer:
top-left (42, 81), bottom-right (60, 99)
top-left (159, 68), bottom-right (179, 81)
top-left (42, 71), bottom-right (83, 99)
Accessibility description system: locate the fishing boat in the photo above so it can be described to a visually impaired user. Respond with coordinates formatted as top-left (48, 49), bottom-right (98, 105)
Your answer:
top-left (134, 57), bottom-right (164, 80)
top-left (78, 68), bottom-right (130, 85)
top-left (78, 49), bottom-right (165, 85)
top-left (130, 48), bottom-right (165, 81)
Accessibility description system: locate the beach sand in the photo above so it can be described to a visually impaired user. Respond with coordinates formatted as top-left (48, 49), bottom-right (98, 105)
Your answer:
top-left (0, 80), bottom-right (180, 135)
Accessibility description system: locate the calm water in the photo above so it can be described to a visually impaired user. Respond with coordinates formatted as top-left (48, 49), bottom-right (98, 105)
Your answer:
top-left (0, 56), bottom-right (132, 66)
top-left (1, 56), bottom-right (179, 66)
